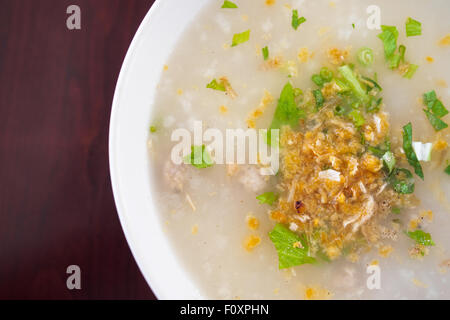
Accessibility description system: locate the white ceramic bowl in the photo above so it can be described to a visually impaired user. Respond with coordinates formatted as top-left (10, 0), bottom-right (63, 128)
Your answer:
top-left (109, 0), bottom-right (210, 300)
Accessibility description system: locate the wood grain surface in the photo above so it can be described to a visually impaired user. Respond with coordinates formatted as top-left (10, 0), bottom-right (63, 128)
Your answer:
top-left (0, 0), bottom-right (156, 299)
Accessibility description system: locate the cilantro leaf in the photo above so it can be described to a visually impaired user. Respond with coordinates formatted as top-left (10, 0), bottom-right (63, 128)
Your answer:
top-left (184, 145), bottom-right (214, 169)
top-left (291, 10), bottom-right (306, 30)
top-left (402, 123), bottom-right (424, 179)
top-left (221, 0), bottom-right (238, 8)
top-left (256, 192), bottom-right (278, 205)
top-left (378, 25), bottom-right (399, 59)
top-left (206, 79), bottom-right (226, 91)
top-left (267, 82), bottom-right (305, 145)
top-left (406, 17), bottom-right (422, 37)
top-left (262, 46), bottom-right (269, 60)
top-left (231, 29), bottom-right (250, 47)
top-left (269, 224), bottom-right (316, 269)
top-left (406, 230), bottom-right (435, 246)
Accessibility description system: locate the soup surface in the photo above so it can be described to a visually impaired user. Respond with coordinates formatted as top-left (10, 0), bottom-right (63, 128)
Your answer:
top-left (148, 0), bottom-right (450, 299)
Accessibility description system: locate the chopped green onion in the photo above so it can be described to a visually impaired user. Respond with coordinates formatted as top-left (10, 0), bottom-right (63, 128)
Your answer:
top-left (406, 17), bottom-right (422, 37)
top-left (294, 88), bottom-right (303, 97)
top-left (382, 151), bottom-right (396, 173)
top-left (338, 65), bottom-right (370, 104)
top-left (269, 224), bottom-right (316, 269)
top-left (406, 230), bottom-right (435, 246)
top-left (402, 123), bottom-right (424, 179)
top-left (398, 45), bottom-right (406, 63)
top-left (262, 46), bottom-right (269, 60)
top-left (319, 67), bottom-right (334, 82)
top-left (231, 29), bottom-right (250, 47)
top-left (311, 74), bottom-right (324, 87)
top-left (403, 64), bottom-right (419, 79)
top-left (352, 23), bottom-right (355, 29)
top-left (222, 0), bottom-right (238, 8)
top-left (392, 207), bottom-right (401, 214)
top-left (206, 79), bottom-right (226, 91)
top-left (388, 168), bottom-right (415, 194)
top-left (412, 142), bottom-right (433, 162)
top-left (256, 192), bottom-right (278, 205)
top-left (313, 89), bottom-right (324, 110)
top-left (378, 25), bottom-right (399, 59)
top-left (423, 109), bottom-right (448, 131)
top-left (349, 109), bottom-right (365, 127)
top-left (424, 90), bottom-right (438, 107)
top-left (388, 54), bottom-right (401, 69)
top-left (445, 164), bottom-right (450, 175)
top-left (150, 126), bottom-right (157, 133)
top-left (291, 9), bottom-right (306, 30)
top-left (424, 90), bottom-right (449, 117)
top-left (361, 76), bottom-right (382, 92)
top-left (357, 47), bottom-right (374, 66)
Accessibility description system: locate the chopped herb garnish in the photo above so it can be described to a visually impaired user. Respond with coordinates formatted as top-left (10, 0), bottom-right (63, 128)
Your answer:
top-left (445, 164), bottom-right (450, 175)
top-left (352, 23), bottom-right (355, 29)
top-left (256, 192), bottom-right (278, 205)
top-left (338, 65), bottom-right (369, 104)
top-left (388, 54), bottom-right (401, 69)
top-left (378, 25), bottom-right (399, 59)
top-left (424, 109), bottom-right (448, 131)
top-left (406, 230), bottom-right (435, 246)
top-left (291, 9), bottom-right (306, 30)
top-left (361, 76), bottom-right (382, 92)
top-left (403, 64), bottom-right (418, 79)
top-left (221, 0), bottom-right (238, 8)
top-left (294, 88), bottom-right (303, 97)
top-left (150, 126), bottom-right (157, 133)
top-left (424, 90), bottom-right (449, 118)
top-left (398, 45), bottom-right (406, 63)
top-left (382, 151), bottom-right (396, 173)
top-left (406, 17), bottom-right (422, 37)
top-left (392, 207), bottom-right (401, 214)
top-left (231, 29), bottom-right (250, 47)
top-left (320, 67), bottom-right (334, 82)
top-left (267, 82), bottom-right (305, 145)
top-left (349, 109), bottom-right (365, 127)
top-left (206, 79), bottom-right (226, 91)
top-left (313, 89), bottom-right (324, 110)
top-left (422, 92), bottom-right (449, 131)
top-left (402, 123), bottom-right (424, 179)
top-left (388, 168), bottom-right (415, 194)
top-left (357, 47), bottom-right (374, 66)
top-left (184, 145), bottom-right (214, 169)
top-left (269, 223), bottom-right (316, 269)
top-left (311, 74), bottom-right (324, 87)
top-left (412, 142), bottom-right (433, 162)
top-left (262, 46), bottom-right (269, 60)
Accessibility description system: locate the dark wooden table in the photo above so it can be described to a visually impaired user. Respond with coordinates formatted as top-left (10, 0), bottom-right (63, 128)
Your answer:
top-left (0, 0), bottom-right (156, 299)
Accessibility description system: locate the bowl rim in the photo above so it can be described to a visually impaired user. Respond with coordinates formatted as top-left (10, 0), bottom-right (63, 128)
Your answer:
top-left (109, 0), bottom-right (164, 299)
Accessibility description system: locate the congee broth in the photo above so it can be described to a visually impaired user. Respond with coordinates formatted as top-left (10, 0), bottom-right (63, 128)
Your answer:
top-left (148, 0), bottom-right (450, 299)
